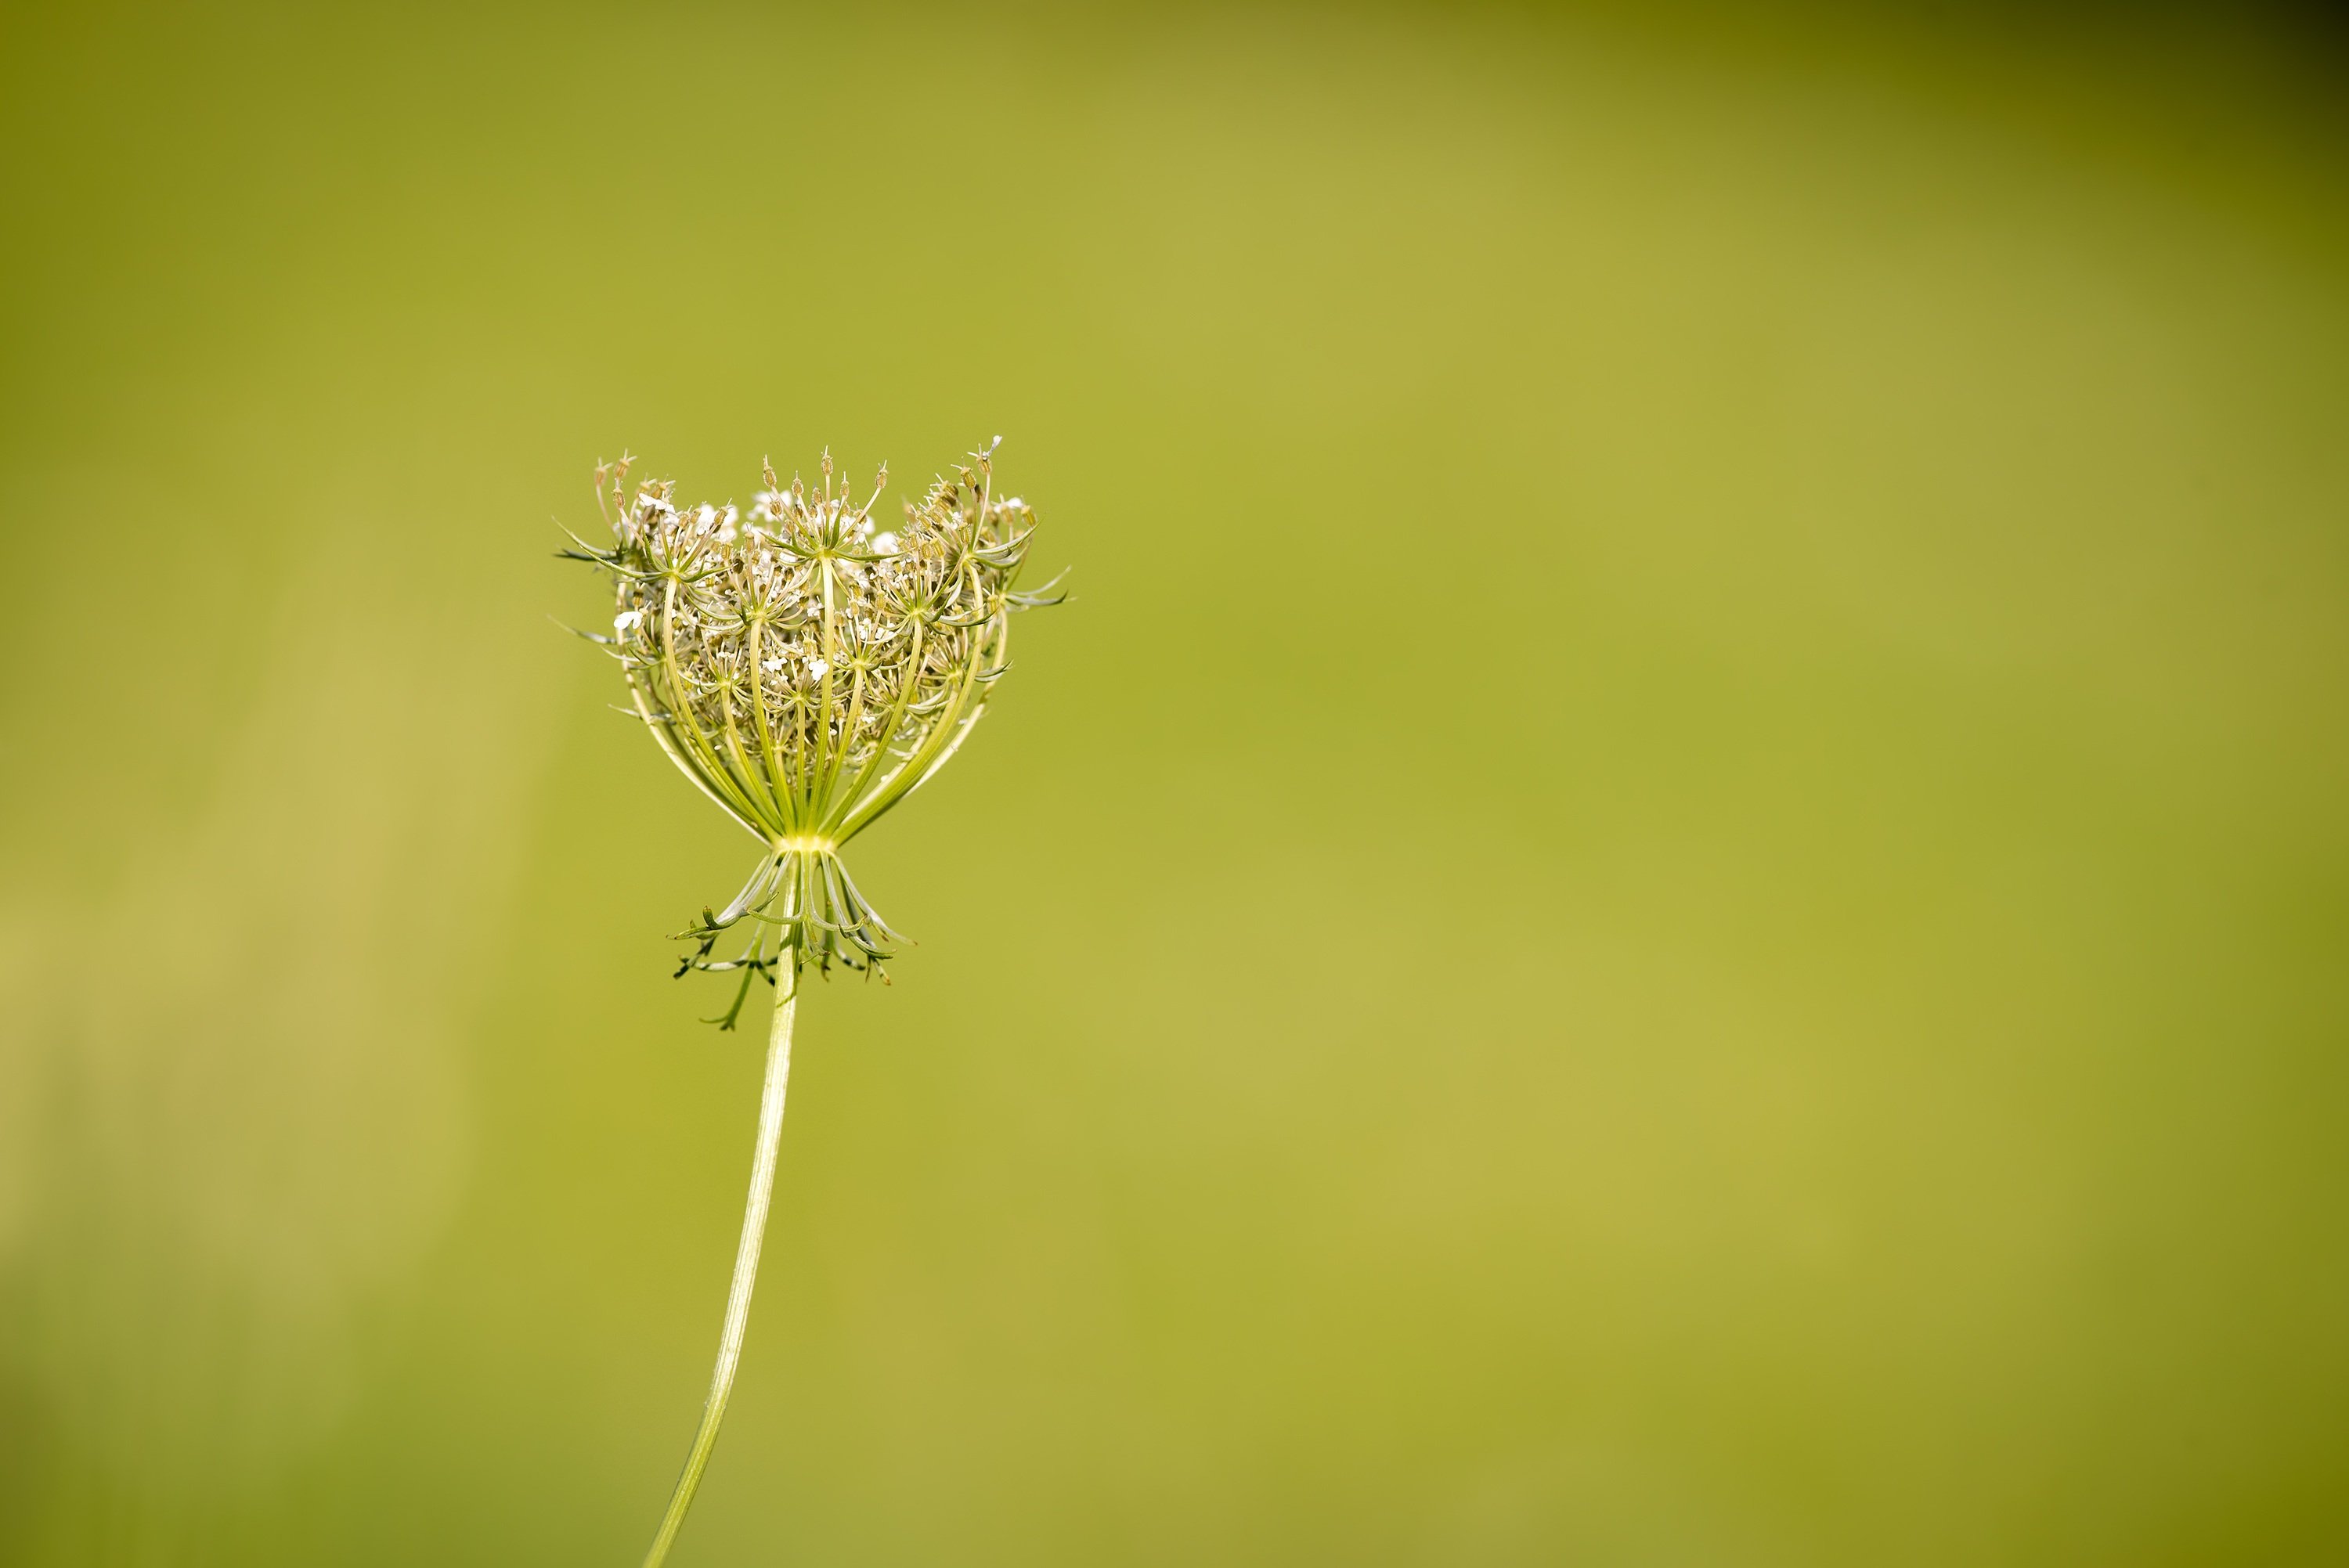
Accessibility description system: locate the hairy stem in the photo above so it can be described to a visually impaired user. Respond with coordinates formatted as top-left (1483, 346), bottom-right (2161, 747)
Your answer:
top-left (642, 960), bottom-right (799, 1568)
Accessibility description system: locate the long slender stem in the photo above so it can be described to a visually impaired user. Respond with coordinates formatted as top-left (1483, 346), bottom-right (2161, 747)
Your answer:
top-left (642, 958), bottom-right (800, 1568)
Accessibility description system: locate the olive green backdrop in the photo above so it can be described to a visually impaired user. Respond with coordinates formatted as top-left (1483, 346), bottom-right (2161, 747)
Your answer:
top-left (2, 2), bottom-right (2346, 1563)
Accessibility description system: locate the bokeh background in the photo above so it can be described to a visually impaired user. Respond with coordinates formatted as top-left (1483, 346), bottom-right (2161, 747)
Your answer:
top-left (4, 2), bottom-right (2348, 1563)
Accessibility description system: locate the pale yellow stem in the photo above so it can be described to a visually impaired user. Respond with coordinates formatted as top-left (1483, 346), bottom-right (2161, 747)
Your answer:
top-left (642, 960), bottom-right (799, 1568)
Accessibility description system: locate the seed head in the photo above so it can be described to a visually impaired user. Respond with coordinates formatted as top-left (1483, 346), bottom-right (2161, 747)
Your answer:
top-left (561, 438), bottom-right (1063, 1022)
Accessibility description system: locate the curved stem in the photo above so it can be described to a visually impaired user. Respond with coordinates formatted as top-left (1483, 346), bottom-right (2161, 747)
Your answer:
top-left (642, 960), bottom-right (800, 1568)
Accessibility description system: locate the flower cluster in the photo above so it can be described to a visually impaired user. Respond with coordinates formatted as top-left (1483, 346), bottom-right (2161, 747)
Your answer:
top-left (564, 440), bottom-right (1059, 1020)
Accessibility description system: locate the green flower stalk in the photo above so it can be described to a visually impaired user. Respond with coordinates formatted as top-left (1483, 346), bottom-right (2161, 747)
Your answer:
top-left (562, 438), bottom-right (1060, 1566)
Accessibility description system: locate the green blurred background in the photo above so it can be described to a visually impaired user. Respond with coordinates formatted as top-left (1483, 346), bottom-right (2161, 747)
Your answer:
top-left (4, 2), bottom-right (2347, 1563)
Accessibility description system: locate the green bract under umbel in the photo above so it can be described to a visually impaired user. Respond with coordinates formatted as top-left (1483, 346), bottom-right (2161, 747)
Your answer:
top-left (564, 440), bottom-right (1060, 1020)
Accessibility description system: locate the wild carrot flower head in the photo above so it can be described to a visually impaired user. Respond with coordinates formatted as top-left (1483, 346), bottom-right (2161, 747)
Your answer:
top-left (563, 439), bottom-right (1061, 1022)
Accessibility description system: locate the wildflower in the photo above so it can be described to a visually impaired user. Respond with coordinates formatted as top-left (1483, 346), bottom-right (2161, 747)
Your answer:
top-left (565, 438), bottom-right (1059, 1000)
top-left (558, 438), bottom-right (1063, 1568)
